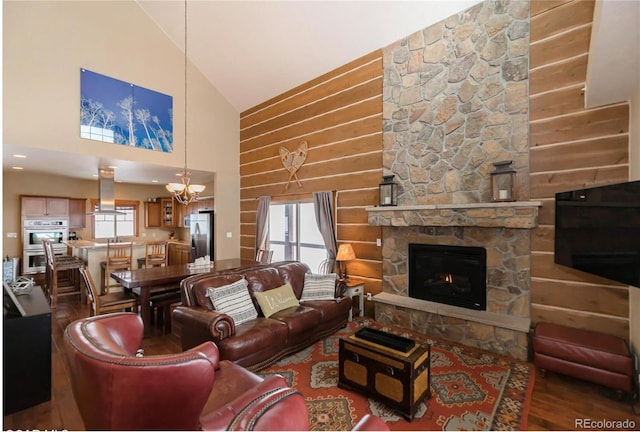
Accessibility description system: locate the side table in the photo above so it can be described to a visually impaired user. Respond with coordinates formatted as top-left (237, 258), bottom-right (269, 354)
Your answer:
top-left (344, 281), bottom-right (365, 321)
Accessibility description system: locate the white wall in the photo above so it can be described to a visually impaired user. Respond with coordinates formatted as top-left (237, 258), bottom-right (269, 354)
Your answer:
top-left (3, 1), bottom-right (240, 259)
top-left (585, 0), bottom-right (640, 108)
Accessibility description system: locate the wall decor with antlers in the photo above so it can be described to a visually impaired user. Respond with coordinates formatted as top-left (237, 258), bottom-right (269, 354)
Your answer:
top-left (279, 140), bottom-right (308, 191)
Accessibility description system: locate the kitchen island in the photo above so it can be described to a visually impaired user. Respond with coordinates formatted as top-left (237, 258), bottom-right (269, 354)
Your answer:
top-left (66, 239), bottom-right (190, 294)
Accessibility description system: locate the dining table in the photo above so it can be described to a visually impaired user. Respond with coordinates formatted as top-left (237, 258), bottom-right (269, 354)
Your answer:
top-left (110, 258), bottom-right (259, 335)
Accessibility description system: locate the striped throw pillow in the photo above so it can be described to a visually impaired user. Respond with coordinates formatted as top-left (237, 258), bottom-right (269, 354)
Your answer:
top-left (206, 278), bottom-right (257, 325)
top-left (300, 273), bottom-right (338, 302)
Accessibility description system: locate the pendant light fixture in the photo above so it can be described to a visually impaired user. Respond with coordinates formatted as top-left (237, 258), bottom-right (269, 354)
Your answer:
top-left (166, 0), bottom-right (205, 205)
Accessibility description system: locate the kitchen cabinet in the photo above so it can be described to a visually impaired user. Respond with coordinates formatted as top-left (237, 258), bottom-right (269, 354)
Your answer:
top-left (68, 198), bottom-right (86, 228)
top-left (161, 198), bottom-right (174, 228)
top-left (145, 202), bottom-right (162, 228)
top-left (174, 199), bottom-right (186, 228)
top-left (198, 198), bottom-right (214, 212)
top-left (22, 196), bottom-right (69, 217)
top-left (168, 242), bottom-right (193, 265)
top-left (174, 202), bottom-right (198, 229)
top-left (186, 201), bottom-right (199, 216)
top-left (146, 199), bottom-right (190, 228)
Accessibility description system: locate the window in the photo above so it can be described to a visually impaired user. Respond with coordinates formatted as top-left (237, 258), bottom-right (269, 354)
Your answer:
top-left (269, 201), bottom-right (327, 272)
top-left (91, 200), bottom-right (139, 239)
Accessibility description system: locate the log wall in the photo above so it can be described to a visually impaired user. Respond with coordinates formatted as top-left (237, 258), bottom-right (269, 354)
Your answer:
top-left (530, 0), bottom-right (630, 339)
top-left (240, 51), bottom-right (383, 302)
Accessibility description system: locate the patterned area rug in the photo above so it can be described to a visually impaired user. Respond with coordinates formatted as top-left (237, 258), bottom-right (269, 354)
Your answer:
top-left (259, 319), bottom-right (534, 431)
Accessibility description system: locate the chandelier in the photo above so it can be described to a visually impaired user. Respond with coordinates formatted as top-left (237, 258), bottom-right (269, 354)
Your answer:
top-left (166, 0), bottom-right (205, 205)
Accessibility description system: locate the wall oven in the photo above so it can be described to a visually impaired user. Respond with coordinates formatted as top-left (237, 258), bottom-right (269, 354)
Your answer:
top-left (22, 219), bottom-right (68, 274)
top-left (23, 249), bottom-right (66, 274)
top-left (23, 220), bottom-right (68, 250)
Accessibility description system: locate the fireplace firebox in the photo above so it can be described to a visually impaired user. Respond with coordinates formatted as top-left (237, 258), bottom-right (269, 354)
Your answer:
top-left (408, 243), bottom-right (487, 310)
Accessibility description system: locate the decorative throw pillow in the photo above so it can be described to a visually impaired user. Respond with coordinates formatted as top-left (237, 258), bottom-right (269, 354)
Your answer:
top-left (300, 273), bottom-right (337, 302)
top-left (253, 283), bottom-right (299, 318)
top-left (206, 278), bottom-right (258, 326)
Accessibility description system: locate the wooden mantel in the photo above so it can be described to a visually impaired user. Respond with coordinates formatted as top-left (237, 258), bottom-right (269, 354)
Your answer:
top-left (366, 201), bottom-right (543, 229)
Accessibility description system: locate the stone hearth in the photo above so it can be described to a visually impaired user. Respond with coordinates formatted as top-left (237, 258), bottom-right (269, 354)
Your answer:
top-left (368, 202), bottom-right (540, 361)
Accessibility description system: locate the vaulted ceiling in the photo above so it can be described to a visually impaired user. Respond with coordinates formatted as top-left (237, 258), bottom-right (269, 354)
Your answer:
top-left (4, 1), bottom-right (638, 184)
top-left (136, 0), bottom-right (480, 113)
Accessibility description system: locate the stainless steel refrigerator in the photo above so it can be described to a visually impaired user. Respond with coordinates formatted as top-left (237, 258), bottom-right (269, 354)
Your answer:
top-left (189, 211), bottom-right (214, 260)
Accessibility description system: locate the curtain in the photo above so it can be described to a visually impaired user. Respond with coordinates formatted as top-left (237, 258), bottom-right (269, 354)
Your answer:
top-left (313, 191), bottom-right (338, 274)
top-left (255, 196), bottom-right (270, 256)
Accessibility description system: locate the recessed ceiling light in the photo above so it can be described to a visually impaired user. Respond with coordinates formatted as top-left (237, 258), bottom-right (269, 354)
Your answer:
top-left (12, 166), bottom-right (24, 170)
top-left (175, 173), bottom-right (182, 177)
top-left (12, 154), bottom-right (26, 159)
top-left (93, 174), bottom-right (99, 177)
top-left (151, 180), bottom-right (158, 183)
top-left (108, 165), bottom-right (118, 169)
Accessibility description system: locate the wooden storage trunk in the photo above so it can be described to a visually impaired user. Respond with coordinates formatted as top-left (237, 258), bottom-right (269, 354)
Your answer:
top-left (338, 332), bottom-right (430, 421)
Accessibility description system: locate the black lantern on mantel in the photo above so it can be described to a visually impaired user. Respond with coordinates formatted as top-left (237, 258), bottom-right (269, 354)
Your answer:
top-left (379, 174), bottom-right (398, 206)
top-left (490, 160), bottom-right (516, 202)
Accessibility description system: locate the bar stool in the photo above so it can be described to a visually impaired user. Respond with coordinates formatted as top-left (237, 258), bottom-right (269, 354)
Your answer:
top-left (102, 241), bottom-right (133, 295)
top-left (42, 239), bottom-right (85, 308)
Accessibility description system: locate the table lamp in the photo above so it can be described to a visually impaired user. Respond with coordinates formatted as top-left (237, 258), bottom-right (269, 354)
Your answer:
top-left (336, 243), bottom-right (356, 282)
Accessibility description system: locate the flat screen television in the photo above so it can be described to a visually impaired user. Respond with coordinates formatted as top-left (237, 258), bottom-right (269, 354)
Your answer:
top-left (554, 180), bottom-right (640, 287)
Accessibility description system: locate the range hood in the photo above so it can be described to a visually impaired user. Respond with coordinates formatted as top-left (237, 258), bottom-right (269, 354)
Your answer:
top-left (88, 168), bottom-right (124, 215)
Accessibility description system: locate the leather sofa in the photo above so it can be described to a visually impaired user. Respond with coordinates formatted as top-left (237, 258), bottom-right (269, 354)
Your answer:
top-left (174, 260), bottom-right (352, 371)
top-left (63, 312), bottom-right (309, 430)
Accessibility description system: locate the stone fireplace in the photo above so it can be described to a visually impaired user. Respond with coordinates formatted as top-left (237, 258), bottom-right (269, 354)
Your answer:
top-left (408, 243), bottom-right (487, 311)
top-left (368, 204), bottom-right (539, 361)
top-left (369, 0), bottom-right (534, 360)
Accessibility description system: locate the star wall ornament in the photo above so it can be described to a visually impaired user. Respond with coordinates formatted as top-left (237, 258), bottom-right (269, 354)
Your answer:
top-left (279, 140), bottom-right (308, 191)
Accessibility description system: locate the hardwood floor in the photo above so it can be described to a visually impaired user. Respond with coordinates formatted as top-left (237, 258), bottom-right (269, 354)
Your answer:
top-left (3, 296), bottom-right (638, 430)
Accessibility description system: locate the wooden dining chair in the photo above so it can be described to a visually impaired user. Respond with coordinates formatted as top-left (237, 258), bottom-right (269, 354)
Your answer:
top-left (79, 267), bottom-right (138, 316)
top-left (144, 240), bottom-right (168, 268)
top-left (317, 259), bottom-right (333, 275)
top-left (149, 290), bottom-right (182, 334)
top-left (255, 249), bottom-right (273, 264)
top-left (103, 241), bottom-right (133, 294)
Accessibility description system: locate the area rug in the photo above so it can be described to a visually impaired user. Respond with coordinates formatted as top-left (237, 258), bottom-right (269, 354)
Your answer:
top-left (258, 319), bottom-right (534, 431)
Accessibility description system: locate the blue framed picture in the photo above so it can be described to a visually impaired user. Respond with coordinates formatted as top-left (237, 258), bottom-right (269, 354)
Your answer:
top-left (80, 68), bottom-right (173, 152)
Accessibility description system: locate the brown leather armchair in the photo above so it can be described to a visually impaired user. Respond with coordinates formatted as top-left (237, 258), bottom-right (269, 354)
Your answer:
top-left (63, 312), bottom-right (309, 431)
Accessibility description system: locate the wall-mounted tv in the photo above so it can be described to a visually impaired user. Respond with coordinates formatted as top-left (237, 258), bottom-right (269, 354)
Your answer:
top-left (554, 180), bottom-right (640, 287)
